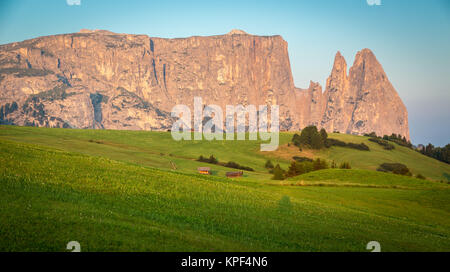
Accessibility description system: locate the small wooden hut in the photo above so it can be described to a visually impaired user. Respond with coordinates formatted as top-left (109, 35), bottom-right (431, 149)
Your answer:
top-left (226, 171), bottom-right (243, 178)
top-left (197, 167), bottom-right (211, 175)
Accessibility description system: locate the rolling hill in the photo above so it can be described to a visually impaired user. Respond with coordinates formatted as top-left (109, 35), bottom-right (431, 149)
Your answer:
top-left (0, 125), bottom-right (449, 251)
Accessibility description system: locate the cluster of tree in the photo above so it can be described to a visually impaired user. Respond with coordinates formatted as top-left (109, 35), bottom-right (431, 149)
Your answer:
top-left (198, 155), bottom-right (219, 164)
top-left (383, 133), bottom-right (412, 148)
top-left (419, 143), bottom-right (450, 164)
top-left (285, 158), bottom-right (329, 178)
top-left (292, 126), bottom-right (328, 149)
top-left (368, 137), bottom-right (395, 150)
top-left (292, 126), bottom-right (369, 151)
top-left (377, 163), bottom-right (412, 176)
top-left (198, 155), bottom-right (254, 171)
top-left (267, 158), bottom-right (351, 180)
top-left (364, 132), bottom-right (412, 148)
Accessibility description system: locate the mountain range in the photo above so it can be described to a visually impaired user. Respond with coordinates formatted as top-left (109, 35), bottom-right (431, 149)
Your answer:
top-left (0, 29), bottom-right (409, 139)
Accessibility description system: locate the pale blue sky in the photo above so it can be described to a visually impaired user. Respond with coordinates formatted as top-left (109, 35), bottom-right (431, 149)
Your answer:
top-left (0, 0), bottom-right (449, 145)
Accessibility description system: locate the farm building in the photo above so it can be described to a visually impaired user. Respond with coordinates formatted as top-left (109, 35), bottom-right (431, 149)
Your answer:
top-left (226, 171), bottom-right (243, 178)
top-left (197, 167), bottom-right (211, 175)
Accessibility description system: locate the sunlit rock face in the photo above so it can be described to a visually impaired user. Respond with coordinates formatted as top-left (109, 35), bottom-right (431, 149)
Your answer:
top-left (0, 30), bottom-right (409, 139)
top-left (320, 49), bottom-right (409, 139)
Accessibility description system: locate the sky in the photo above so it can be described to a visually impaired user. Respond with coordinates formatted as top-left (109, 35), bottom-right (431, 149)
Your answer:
top-left (0, 0), bottom-right (449, 146)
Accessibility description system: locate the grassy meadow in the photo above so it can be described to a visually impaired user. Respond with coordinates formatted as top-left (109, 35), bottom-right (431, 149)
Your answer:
top-left (0, 125), bottom-right (449, 251)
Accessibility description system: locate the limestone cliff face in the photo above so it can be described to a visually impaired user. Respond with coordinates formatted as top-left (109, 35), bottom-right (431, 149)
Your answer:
top-left (0, 29), bottom-right (409, 139)
top-left (319, 49), bottom-right (409, 139)
top-left (321, 51), bottom-right (351, 132)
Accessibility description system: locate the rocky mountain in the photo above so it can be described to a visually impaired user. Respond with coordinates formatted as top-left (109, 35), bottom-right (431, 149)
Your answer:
top-left (0, 29), bottom-right (409, 139)
top-left (321, 50), bottom-right (409, 138)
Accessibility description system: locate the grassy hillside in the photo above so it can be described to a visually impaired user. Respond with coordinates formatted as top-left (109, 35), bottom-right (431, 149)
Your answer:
top-left (271, 132), bottom-right (450, 181)
top-left (0, 125), bottom-right (449, 251)
top-left (318, 133), bottom-right (450, 181)
top-left (1, 125), bottom-right (448, 181)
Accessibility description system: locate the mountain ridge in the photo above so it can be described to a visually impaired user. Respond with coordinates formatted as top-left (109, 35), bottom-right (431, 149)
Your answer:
top-left (0, 29), bottom-right (409, 139)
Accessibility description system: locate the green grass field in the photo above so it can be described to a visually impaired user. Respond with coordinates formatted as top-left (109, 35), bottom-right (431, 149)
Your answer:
top-left (0, 125), bottom-right (449, 251)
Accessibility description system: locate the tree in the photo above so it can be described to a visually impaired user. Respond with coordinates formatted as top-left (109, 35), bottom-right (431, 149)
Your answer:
top-left (310, 132), bottom-right (324, 149)
top-left (320, 128), bottom-right (328, 143)
top-left (419, 143), bottom-right (450, 164)
top-left (299, 126), bottom-right (324, 149)
top-left (313, 158), bottom-right (328, 171)
top-left (331, 160), bottom-right (337, 168)
top-left (339, 162), bottom-right (351, 169)
top-left (208, 155), bottom-right (218, 164)
top-left (292, 133), bottom-right (301, 147)
top-left (286, 161), bottom-right (310, 177)
top-left (265, 159), bottom-right (274, 169)
top-left (286, 161), bottom-right (299, 177)
top-left (272, 164), bottom-right (285, 180)
top-left (425, 143), bottom-right (434, 156)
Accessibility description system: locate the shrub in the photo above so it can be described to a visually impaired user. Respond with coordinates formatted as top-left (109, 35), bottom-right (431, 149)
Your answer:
top-left (326, 138), bottom-right (370, 151)
top-left (224, 161), bottom-right (254, 172)
top-left (197, 154), bottom-right (218, 164)
top-left (369, 137), bottom-right (395, 150)
top-left (347, 142), bottom-right (370, 151)
top-left (198, 155), bottom-right (254, 171)
top-left (377, 163), bottom-right (411, 176)
top-left (325, 138), bottom-right (347, 147)
top-left (88, 139), bottom-right (103, 144)
top-left (208, 155), bottom-right (218, 164)
top-left (416, 174), bottom-right (426, 180)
